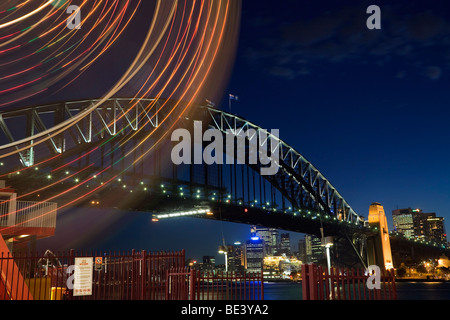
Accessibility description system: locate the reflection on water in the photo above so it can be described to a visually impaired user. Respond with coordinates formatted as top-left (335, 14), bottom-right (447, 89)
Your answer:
top-left (396, 282), bottom-right (450, 300)
top-left (263, 281), bottom-right (450, 300)
top-left (264, 282), bottom-right (302, 300)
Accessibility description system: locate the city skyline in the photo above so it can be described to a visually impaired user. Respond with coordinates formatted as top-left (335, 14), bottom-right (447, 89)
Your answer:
top-left (35, 203), bottom-right (448, 264)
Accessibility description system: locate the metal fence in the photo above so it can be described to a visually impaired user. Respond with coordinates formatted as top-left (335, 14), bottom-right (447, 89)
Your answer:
top-left (0, 249), bottom-right (185, 300)
top-left (301, 264), bottom-right (397, 300)
top-left (166, 268), bottom-right (264, 300)
top-left (0, 200), bottom-right (57, 237)
top-left (1, 249), bottom-right (265, 301)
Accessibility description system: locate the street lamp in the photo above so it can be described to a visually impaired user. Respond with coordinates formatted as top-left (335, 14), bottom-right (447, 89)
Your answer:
top-left (321, 234), bottom-right (334, 297)
top-left (321, 236), bottom-right (334, 275)
top-left (218, 245), bottom-right (228, 272)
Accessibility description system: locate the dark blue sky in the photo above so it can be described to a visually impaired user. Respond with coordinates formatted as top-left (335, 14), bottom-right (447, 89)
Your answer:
top-left (225, 0), bottom-right (450, 224)
top-left (38, 0), bottom-right (450, 260)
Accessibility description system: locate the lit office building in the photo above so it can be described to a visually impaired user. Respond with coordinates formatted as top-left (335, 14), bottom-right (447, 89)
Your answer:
top-left (245, 235), bottom-right (264, 273)
top-left (413, 210), bottom-right (436, 241)
top-left (304, 235), bottom-right (324, 264)
top-left (392, 209), bottom-right (415, 239)
top-left (298, 238), bottom-right (306, 263)
top-left (425, 216), bottom-right (447, 246)
top-left (393, 208), bottom-right (447, 245)
top-left (202, 256), bottom-right (215, 271)
top-left (228, 241), bottom-right (245, 272)
top-left (251, 226), bottom-right (279, 255)
top-left (280, 233), bottom-right (291, 256)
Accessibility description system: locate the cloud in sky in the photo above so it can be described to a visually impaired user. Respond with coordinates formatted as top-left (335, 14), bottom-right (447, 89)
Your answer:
top-left (269, 66), bottom-right (296, 79)
top-left (425, 66), bottom-right (442, 80)
top-left (242, 3), bottom-right (450, 81)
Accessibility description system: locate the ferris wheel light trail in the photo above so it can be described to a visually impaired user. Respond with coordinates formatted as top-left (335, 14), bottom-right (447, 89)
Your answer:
top-left (0, 0), bottom-right (56, 29)
top-left (0, 0), bottom-right (242, 220)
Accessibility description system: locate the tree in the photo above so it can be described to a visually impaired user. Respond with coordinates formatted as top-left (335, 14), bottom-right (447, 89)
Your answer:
top-left (396, 266), bottom-right (407, 278)
top-left (416, 264), bottom-right (427, 274)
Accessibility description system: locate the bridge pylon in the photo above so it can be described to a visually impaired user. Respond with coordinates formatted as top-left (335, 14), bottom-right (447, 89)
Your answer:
top-left (367, 202), bottom-right (394, 270)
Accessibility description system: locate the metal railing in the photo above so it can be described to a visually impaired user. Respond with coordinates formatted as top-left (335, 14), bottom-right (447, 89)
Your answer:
top-left (0, 200), bottom-right (57, 236)
top-left (0, 249), bottom-right (185, 300)
top-left (301, 264), bottom-right (397, 300)
top-left (1, 248), bottom-right (266, 301)
top-left (166, 268), bottom-right (264, 300)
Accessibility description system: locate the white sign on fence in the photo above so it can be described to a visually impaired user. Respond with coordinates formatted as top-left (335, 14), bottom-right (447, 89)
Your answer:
top-left (73, 257), bottom-right (93, 297)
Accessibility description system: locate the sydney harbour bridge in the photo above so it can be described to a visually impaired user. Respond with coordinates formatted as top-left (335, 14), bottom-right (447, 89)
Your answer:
top-left (0, 0), bottom-right (447, 272)
top-left (0, 97), bottom-right (447, 269)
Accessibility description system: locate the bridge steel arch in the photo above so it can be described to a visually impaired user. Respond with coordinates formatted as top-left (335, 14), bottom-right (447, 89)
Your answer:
top-left (0, 98), bottom-right (364, 224)
top-left (4, 98), bottom-right (446, 268)
top-left (200, 106), bottom-right (365, 226)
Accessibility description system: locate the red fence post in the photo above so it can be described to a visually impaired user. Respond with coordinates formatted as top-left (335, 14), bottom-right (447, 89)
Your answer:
top-left (131, 249), bottom-right (135, 300)
top-left (310, 264), bottom-right (318, 300)
top-left (317, 265), bottom-right (323, 300)
top-left (67, 249), bottom-right (75, 300)
top-left (301, 264), bottom-right (318, 300)
top-left (189, 269), bottom-right (195, 300)
top-left (324, 266), bottom-right (330, 300)
top-left (261, 269), bottom-right (264, 300)
top-left (141, 250), bottom-right (147, 300)
top-left (301, 264), bottom-right (309, 300)
top-left (165, 269), bottom-right (169, 300)
top-left (390, 269), bottom-right (397, 300)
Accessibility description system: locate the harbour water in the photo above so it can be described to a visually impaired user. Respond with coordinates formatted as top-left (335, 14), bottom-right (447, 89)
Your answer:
top-left (263, 281), bottom-right (450, 300)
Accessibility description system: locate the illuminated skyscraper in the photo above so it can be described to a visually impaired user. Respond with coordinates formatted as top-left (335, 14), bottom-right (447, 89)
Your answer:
top-left (298, 238), bottom-right (306, 263)
top-left (202, 256), bottom-right (215, 271)
top-left (245, 235), bottom-right (264, 273)
top-left (280, 233), bottom-right (291, 256)
top-left (228, 241), bottom-right (245, 272)
top-left (393, 208), bottom-right (447, 246)
top-left (303, 235), bottom-right (323, 264)
top-left (413, 210), bottom-right (436, 240)
top-left (392, 208), bottom-right (415, 239)
top-left (250, 226), bottom-right (278, 255)
top-left (425, 216), bottom-right (447, 246)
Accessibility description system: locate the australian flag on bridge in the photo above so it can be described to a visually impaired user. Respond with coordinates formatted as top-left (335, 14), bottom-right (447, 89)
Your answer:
top-left (229, 94), bottom-right (238, 101)
top-left (228, 93), bottom-right (238, 111)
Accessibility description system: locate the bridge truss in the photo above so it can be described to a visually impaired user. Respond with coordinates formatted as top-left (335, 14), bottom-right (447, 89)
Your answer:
top-left (2, 98), bottom-right (444, 268)
top-left (0, 98), bottom-right (363, 220)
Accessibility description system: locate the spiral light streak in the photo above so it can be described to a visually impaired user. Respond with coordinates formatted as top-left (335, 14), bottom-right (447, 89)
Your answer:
top-left (126, 1), bottom-right (230, 156)
top-left (0, 0), bottom-right (174, 151)
top-left (0, 0), bottom-right (137, 106)
top-left (0, 0), bottom-right (242, 231)
top-left (0, 0), bottom-right (56, 30)
top-left (83, 0), bottom-right (235, 171)
top-left (0, 4), bottom-right (64, 48)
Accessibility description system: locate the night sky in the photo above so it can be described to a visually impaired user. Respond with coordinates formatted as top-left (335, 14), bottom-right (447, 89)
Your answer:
top-left (37, 0), bottom-right (450, 261)
top-left (225, 1), bottom-right (450, 226)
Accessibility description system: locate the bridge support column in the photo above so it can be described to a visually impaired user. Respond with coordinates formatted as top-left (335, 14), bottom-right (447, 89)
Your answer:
top-left (367, 203), bottom-right (393, 270)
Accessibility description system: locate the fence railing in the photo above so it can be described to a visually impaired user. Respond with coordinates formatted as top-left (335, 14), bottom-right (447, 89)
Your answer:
top-left (166, 268), bottom-right (264, 301)
top-left (1, 249), bottom-right (265, 301)
top-left (0, 249), bottom-right (185, 300)
top-left (0, 200), bottom-right (57, 237)
top-left (301, 264), bottom-right (397, 300)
